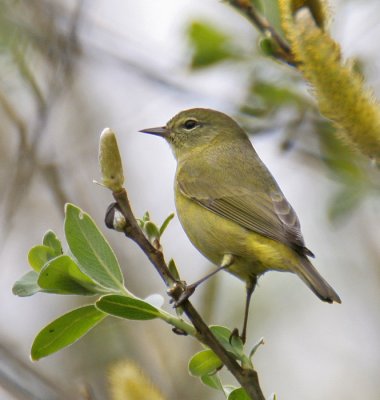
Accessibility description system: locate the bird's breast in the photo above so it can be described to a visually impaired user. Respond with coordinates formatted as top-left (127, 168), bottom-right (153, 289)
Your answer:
top-left (174, 184), bottom-right (299, 281)
top-left (174, 186), bottom-right (261, 277)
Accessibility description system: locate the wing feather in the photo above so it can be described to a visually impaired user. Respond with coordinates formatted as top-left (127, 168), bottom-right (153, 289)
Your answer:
top-left (177, 160), bottom-right (313, 257)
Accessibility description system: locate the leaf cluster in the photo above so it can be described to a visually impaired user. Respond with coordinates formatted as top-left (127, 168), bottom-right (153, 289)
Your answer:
top-left (13, 202), bottom-right (269, 398)
top-left (13, 204), bottom-right (166, 361)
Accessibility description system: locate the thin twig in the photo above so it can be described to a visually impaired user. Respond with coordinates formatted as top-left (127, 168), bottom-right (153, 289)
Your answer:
top-left (111, 189), bottom-right (265, 400)
top-left (227, 0), bottom-right (294, 63)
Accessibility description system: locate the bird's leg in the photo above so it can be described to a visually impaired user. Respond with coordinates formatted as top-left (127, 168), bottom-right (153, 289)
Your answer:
top-left (188, 254), bottom-right (234, 289)
top-left (172, 254), bottom-right (234, 307)
top-left (240, 275), bottom-right (257, 344)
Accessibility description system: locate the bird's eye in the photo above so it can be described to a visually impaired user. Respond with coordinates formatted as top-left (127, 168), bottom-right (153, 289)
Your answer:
top-left (183, 119), bottom-right (198, 130)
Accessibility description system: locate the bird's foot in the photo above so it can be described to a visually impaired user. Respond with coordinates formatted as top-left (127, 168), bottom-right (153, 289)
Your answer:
top-left (230, 327), bottom-right (246, 345)
top-left (167, 281), bottom-right (196, 307)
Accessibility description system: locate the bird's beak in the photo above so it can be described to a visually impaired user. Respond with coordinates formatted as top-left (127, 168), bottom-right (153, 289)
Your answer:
top-left (139, 126), bottom-right (169, 138)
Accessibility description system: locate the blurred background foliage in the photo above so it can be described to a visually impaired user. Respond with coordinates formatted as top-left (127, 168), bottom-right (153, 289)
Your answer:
top-left (0, 0), bottom-right (379, 399)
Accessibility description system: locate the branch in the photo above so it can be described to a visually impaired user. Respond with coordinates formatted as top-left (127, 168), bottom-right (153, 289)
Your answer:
top-left (112, 189), bottom-right (264, 399)
top-left (227, 0), bottom-right (294, 64)
top-left (99, 129), bottom-right (265, 399)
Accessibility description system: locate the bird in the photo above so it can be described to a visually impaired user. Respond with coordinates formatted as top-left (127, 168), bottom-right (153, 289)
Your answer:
top-left (140, 108), bottom-right (341, 342)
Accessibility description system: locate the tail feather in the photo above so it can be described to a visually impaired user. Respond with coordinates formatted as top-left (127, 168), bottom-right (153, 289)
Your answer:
top-left (295, 257), bottom-right (341, 304)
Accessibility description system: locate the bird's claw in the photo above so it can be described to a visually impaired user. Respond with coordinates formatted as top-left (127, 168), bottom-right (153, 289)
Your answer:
top-left (167, 281), bottom-right (196, 307)
top-left (174, 284), bottom-right (196, 307)
top-left (229, 327), bottom-right (246, 344)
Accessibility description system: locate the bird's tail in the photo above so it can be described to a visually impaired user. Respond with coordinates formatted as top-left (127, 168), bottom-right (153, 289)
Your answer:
top-left (295, 257), bottom-right (341, 304)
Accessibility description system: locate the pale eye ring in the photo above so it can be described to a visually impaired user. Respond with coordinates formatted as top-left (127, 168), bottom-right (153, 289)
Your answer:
top-left (183, 119), bottom-right (198, 130)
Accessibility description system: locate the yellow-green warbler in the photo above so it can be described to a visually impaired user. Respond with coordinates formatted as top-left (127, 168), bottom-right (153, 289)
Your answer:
top-left (141, 108), bottom-right (340, 342)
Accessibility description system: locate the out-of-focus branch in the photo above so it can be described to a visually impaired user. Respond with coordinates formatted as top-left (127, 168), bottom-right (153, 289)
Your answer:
top-left (0, 89), bottom-right (28, 149)
top-left (0, 343), bottom-right (67, 400)
top-left (0, 1), bottom-right (83, 240)
top-left (11, 45), bottom-right (46, 110)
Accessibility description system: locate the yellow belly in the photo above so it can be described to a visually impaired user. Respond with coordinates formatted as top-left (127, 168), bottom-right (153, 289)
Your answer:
top-left (175, 189), bottom-right (299, 283)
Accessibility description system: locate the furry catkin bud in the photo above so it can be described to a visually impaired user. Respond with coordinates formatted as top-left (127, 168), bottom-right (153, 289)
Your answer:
top-left (99, 128), bottom-right (124, 192)
top-left (279, 1), bottom-right (380, 162)
top-left (108, 361), bottom-right (165, 400)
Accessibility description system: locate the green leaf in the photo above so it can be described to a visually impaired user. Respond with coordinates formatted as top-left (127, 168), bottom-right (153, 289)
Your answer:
top-left (249, 337), bottom-right (265, 359)
top-left (28, 245), bottom-right (56, 272)
top-left (12, 271), bottom-right (41, 297)
top-left (142, 211), bottom-right (150, 222)
top-left (64, 204), bottom-right (124, 292)
top-left (209, 326), bottom-right (235, 354)
top-left (259, 37), bottom-right (279, 58)
top-left (159, 213), bottom-right (175, 236)
top-left (42, 230), bottom-right (62, 256)
top-left (228, 387), bottom-right (250, 400)
top-left (209, 326), bottom-right (248, 362)
top-left (223, 386), bottom-right (238, 397)
top-left (137, 211), bottom-right (151, 228)
top-left (252, 82), bottom-right (304, 108)
top-left (201, 374), bottom-right (223, 391)
top-left (168, 258), bottom-right (180, 282)
top-left (230, 333), bottom-right (244, 358)
top-left (38, 255), bottom-right (103, 295)
top-left (96, 295), bottom-right (161, 320)
top-left (144, 221), bottom-right (160, 242)
top-left (188, 349), bottom-right (222, 377)
top-left (31, 305), bottom-right (106, 360)
top-left (188, 21), bottom-right (240, 69)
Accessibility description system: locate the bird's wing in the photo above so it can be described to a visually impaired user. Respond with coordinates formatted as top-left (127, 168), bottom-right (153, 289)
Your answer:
top-left (177, 166), bottom-right (313, 257)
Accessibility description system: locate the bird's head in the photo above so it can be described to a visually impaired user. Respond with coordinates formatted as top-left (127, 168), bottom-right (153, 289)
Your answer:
top-left (140, 108), bottom-right (246, 160)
